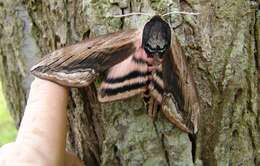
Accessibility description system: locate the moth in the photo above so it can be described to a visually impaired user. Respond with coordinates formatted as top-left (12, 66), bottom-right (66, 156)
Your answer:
top-left (31, 15), bottom-right (200, 133)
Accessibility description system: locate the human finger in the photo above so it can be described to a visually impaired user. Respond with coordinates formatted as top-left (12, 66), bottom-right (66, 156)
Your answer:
top-left (15, 78), bottom-right (68, 166)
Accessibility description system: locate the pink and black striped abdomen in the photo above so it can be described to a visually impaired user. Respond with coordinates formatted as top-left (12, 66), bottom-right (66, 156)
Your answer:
top-left (148, 65), bottom-right (164, 103)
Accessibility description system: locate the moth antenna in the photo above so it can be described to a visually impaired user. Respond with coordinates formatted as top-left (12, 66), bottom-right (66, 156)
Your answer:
top-left (162, 11), bottom-right (200, 17)
top-left (107, 12), bottom-right (153, 18)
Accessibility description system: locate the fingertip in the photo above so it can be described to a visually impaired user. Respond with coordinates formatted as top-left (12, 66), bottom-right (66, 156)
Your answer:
top-left (27, 78), bottom-right (68, 108)
top-left (30, 78), bottom-right (68, 97)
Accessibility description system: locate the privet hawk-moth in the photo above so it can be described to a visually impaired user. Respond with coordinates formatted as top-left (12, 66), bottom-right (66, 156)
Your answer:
top-left (31, 15), bottom-right (200, 134)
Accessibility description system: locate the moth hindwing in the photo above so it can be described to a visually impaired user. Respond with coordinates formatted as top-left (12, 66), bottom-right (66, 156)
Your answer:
top-left (31, 15), bottom-right (200, 133)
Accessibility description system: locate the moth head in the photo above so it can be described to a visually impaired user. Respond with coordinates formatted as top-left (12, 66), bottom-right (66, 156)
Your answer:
top-left (142, 15), bottom-right (171, 61)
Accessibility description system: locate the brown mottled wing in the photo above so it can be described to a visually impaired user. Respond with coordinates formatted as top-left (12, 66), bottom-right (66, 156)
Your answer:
top-left (31, 29), bottom-right (141, 87)
top-left (161, 34), bottom-right (200, 133)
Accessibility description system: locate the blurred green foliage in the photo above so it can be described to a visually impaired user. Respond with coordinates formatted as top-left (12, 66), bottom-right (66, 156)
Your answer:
top-left (0, 84), bottom-right (17, 146)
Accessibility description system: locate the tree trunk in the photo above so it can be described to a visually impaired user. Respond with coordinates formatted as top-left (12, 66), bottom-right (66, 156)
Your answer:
top-left (0, 0), bottom-right (259, 165)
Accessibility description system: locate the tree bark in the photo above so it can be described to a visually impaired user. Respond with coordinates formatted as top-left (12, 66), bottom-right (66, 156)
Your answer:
top-left (0, 0), bottom-right (259, 166)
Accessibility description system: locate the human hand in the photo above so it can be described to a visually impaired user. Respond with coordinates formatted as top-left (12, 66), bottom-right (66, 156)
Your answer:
top-left (0, 79), bottom-right (84, 166)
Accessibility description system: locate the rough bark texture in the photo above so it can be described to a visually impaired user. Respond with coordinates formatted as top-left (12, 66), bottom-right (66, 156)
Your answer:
top-left (0, 0), bottom-right (259, 166)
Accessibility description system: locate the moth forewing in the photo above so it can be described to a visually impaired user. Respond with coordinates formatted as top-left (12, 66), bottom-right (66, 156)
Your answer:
top-left (30, 41), bottom-right (98, 87)
top-left (162, 34), bottom-right (200, 133)
top-left (161, 94), bottom-right (192, 133)
top-left (31, 29), bottom-right (142, 87)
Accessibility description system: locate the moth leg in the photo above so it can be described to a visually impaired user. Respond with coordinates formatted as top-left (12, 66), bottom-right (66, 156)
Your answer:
top-left (148, 98), bottom-right (159, 119)
top-left (161, 93), bottom-right (192, 133)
